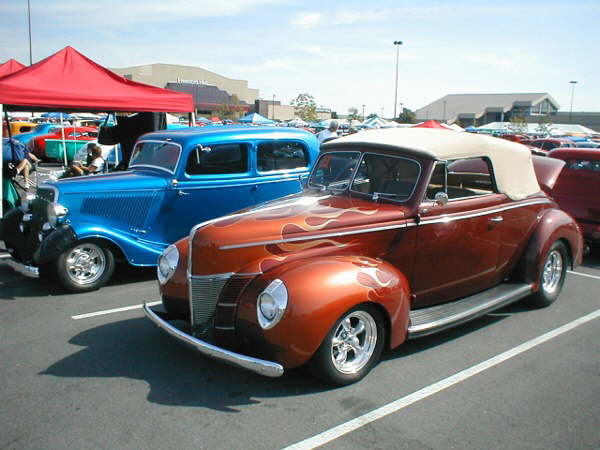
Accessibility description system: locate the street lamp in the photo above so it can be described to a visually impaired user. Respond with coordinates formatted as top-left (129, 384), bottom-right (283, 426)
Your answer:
top-left (361, 104), bottom-right (366, 121)
top-left (569, 81), bottom-right (578, 124)
top-left (27, 0), bottom-right (33, 65)
top-left (272, 94), bottom-right (276, 120)
top-left (393, 40), bottom-right (403, 119)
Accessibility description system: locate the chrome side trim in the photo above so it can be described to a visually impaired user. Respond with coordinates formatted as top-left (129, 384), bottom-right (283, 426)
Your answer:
top-left (143, 304), bottom-right (284, 377)
top-left (418, 198), bottom-right (551, 226)
top-left (175, 177), bottom-right (304, 191)
top-left (220, 221), bottom-right (414, 250)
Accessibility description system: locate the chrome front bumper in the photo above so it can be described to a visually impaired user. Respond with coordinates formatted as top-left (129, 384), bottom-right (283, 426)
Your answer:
top-left (2, 256), bottom-right (39, 278)
top-left (143, 304), bottom-right (284, 378)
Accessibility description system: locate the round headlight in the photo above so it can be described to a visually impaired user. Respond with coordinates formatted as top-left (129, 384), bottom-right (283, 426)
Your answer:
top-left (257, 279), bottom-right (288, 329)
top-left (46, 203), bottom-right (68, 226)
top-left (157, 244), bottom-right (179, 284)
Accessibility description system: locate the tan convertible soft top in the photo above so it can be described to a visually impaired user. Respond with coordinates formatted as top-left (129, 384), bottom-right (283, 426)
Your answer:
top-left (325, 128), bottom-right (541, 201)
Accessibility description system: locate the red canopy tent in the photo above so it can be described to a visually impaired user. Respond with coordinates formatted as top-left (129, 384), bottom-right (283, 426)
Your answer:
top-left (0, 59), bottom-right (26, 78)
top-left (412, 120), bottom-right (451, 130)
top-left (0, 46), bottom-right (193, 112)
top-left (0, 46), bottom-right (193, 215)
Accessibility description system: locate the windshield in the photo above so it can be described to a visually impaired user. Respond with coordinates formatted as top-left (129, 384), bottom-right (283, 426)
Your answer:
top-left (308, 152), bottom-right (361, 191)
top-left (129, 141), bottom-right (181, 173)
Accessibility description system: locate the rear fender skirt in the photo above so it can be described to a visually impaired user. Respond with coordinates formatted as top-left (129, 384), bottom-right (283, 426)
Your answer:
top-left (236, 255), bottom-right (411, 368)
top-left (522, 208), bottom-right (583, 286)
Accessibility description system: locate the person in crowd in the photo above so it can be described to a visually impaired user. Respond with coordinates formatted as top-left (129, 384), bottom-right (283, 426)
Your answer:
top-left (62, 143), bottom-right (105, 178)
top-left (2, 137), bottom-right (27, 207)
top-left (317, 120), bottom-right (339, 144)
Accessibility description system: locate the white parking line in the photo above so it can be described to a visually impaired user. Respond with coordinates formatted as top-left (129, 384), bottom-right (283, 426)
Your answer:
top-left (568, 270), bottom-right (600, 281)
top-left (72, 301), bottom-right (161, 320)
top-left (283, 308), bottom-right (600, 450)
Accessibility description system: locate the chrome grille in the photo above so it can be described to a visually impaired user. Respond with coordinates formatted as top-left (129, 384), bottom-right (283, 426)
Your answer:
top-left (190, 274), bottom-right (231, 329)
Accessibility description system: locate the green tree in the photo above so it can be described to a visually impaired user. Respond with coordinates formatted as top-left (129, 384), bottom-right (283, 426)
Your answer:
top-left (291, 93), bottom-right (317, 122)
top-left (331, 111), bottom-right (338, 119)
top-left (347, 107), bottom-right (360, 120)
top-left (509, 115), bottom-right (528, 134)
top-left (366, 113), bottom-right (378, 120)
top-left (396, 108), bottom-right (416, 123)
top-left (535, 114), bottom-right (553, 135)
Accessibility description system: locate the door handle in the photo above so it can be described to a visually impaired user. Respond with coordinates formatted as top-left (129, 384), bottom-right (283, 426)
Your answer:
top-left (178, 190), bottom-right (190, 196)
top-left (489, 216), bottom-right (503, 223)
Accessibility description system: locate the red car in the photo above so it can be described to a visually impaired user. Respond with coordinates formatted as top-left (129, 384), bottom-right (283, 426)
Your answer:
top-left (145, 128), bottom-right (583, 385)
top-left (549, 148), bottom-right (600, 249)
top-left (29, 126), bottom-right (98, 159)
top-left (529, 138), bottom-right (576, 154)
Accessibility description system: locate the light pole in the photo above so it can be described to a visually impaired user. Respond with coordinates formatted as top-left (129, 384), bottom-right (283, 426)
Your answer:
top-left (361, 104), bottom-right (366, 121)
top-left (442, 100), bottom-right (447, 123)
top-left (271, 94), bottom-right (276, 120)
top-left (27, 0), bottom-right (33, 65)
top-left (569, 81), bottom-right (577, 124)
top-left (393, 40), bottom-right (403, 119)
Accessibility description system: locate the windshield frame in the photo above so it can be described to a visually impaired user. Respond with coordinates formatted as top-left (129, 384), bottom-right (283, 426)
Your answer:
top-left (129, 139), bottom-right (183, 174)
top-left (350, 151), bottom-right (422, 203)
top-left (307, 150), bottom-right (362, 192)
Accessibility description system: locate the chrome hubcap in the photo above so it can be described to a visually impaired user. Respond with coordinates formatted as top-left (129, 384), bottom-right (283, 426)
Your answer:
top-left (542, 250), bottom-right (563, 295)
top-left (330, 310), bottom-right (377, 374)
top-left (65, 243), bottom-right (106, 285)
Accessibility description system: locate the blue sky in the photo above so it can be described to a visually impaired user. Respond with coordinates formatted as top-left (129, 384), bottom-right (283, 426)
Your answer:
top-left (1, 0), bottom-right (598, 117)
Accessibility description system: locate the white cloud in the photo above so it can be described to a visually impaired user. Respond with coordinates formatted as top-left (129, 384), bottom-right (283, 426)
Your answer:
top-left (0, 0), bottom-right (283, 25)
top-left (290, 12), bottom-right (322, 29)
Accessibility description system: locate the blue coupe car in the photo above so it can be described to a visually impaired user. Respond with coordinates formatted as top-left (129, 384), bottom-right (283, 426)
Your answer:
top-left (1, 126), bottom-right (319, 291)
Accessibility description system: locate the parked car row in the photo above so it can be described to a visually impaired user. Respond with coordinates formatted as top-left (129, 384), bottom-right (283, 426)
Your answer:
top-left (0, 127), bottom-right (588, 385)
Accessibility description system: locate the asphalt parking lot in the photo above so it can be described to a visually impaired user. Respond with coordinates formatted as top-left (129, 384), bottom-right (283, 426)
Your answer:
top-left (0, 249), bottom-right (598, 449)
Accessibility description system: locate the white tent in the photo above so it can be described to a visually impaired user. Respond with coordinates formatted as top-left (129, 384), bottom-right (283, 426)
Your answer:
top-left (360, 116), bottom-right (399, 129)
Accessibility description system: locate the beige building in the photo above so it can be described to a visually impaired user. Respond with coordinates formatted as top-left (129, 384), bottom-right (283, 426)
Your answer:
top-left (110, 63), bottom-right (259, 104)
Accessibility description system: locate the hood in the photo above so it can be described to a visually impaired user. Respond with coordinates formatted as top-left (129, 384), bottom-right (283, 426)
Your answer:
top-left (190, 194), bottom-right (412, 276)
top-left (50, 169), bottom-right (169, 196)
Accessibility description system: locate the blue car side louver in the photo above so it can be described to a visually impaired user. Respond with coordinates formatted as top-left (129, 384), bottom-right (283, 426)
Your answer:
top-left (81, 192), bottom-right (161, 230)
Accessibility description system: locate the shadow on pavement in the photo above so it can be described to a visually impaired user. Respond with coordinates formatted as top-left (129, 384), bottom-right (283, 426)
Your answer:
top-left (0, 262), bottom-right (156, 300)
top-left (40, 318), bottom-right (328, 412)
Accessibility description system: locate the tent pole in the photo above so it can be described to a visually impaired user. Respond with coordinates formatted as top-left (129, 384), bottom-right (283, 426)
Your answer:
top-left (59, 115), bottom-right (68, 167)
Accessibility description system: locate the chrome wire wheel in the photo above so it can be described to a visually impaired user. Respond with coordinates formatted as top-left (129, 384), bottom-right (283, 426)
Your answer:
top-left (330, 310), bottom-right (378, 375)
top-left (65, 242), bottom-right (107, 286)
top-left (541, 249), bottom-right (563, 296)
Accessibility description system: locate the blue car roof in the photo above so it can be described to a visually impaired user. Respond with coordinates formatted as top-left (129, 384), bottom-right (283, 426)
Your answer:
top-left (139, 126), bottom-right (317, 147)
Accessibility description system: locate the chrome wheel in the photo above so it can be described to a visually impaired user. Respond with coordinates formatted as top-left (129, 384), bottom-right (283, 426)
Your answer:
top-left (330, 310), bottom-right (378, 375)
top-left (541, 249), bottom-right (563, 295)
top-left (65, 243), bottom-right (106, 286)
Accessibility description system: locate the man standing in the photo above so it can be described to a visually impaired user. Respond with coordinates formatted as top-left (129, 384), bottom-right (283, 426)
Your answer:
top-left (317, 121), bottom-right (339, 144)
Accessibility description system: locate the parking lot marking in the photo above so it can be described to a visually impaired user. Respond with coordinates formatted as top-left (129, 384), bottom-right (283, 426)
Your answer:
top-left (72, 301), bottom-right (161, 320)
top-left (568, 270), bottom-right (600, 281)
top-left (283, 308), bottom-right (600, 450)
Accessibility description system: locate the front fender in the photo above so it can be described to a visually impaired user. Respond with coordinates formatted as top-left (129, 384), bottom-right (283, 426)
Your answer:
top-left (523, 208), bottom-right (583, 286)
top-left (72, 222), bottom-right (166, 266)
top-left (236, 255), bottom-right (411, 368)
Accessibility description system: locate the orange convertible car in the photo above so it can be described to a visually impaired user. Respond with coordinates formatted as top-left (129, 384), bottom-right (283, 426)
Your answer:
top-left (145, 129), bottom-right (583, 385)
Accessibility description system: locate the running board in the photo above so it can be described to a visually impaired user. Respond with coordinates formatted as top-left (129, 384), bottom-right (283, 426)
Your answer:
top-left (408, 282), bottom-right (534, 339)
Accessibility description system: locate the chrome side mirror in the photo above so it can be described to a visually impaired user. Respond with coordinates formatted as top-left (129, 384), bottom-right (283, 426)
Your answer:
top-left (434, 191), bottom-right (448, 206)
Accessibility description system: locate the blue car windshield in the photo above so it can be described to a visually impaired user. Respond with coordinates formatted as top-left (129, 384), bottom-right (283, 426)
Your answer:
top-left (129, 141), bottom-right (181, 173)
